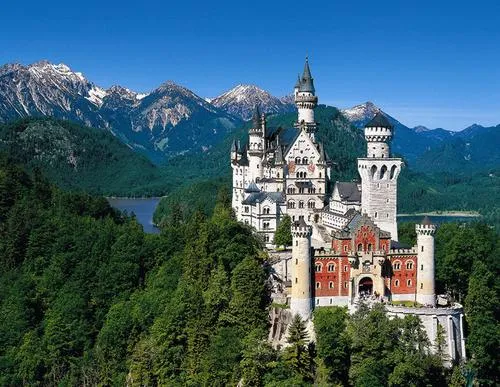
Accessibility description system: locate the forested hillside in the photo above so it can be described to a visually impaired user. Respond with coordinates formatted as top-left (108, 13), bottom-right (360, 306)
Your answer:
top-left (0, 157), bottom-right (498, 385)
top-left (0, 118), bottom-right (168, 196)
top-left (0, 157), bottom-right (270, 385)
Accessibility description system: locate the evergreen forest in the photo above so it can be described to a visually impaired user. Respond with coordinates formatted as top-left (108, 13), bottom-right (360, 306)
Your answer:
top-left (0, 155), bottom-right (498, 386)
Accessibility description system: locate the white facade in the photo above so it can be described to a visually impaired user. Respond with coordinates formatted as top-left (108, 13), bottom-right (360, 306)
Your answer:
top-left (358, 117), bottom-right (403, 241)
top-left (416, 221), bottom-right (437, 306)
top-left (230, 59), bottom-right (330, 247)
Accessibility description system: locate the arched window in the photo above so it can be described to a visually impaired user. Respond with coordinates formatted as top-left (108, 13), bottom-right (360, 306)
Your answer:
top-left (344, 265), bottom-right (349, 272)
top-left (303, 157), bottom-right (308, 164)
top-left (315, 263), bottom-right (322, 272)
top-left (394, 279), bottom-right (400, 287)
top-left (287, 201), bottom-right (295, 209)
top-left (406, 261), bottom-right (414, 270)
top-left (295, 157), bottom-right (301, 164)
top-left (327, 263), bottom-right (335, 272)
top-left (263, 207), bottom-right (270, 215)
top-left (316, 282), bottom-right (321, 289)
top-left (329, 281), bottom-right (334, 289)
top-left (308, 201), bottom-right (316, 209)
top-left (380, 165), bottom-right (388, 180)
top-left (393, 261), bottom-right (401, 270)
top-left (407, 279), bottom-right (412, 287)
top-left (390, 165), bottom-right (397, 179)
top-left (370, 165), bottom-right (377, 178)
top-left (319, 172), bottom-right (322, 178)
top-left (357, 243), bottom-right (363, 252)
top-left (299, 201), bottom-right (304, 209)
top-left (367, 243), bottom-right (372, 251)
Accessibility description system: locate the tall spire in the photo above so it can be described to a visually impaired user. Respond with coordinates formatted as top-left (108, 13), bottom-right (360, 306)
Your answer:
top-left (295, 74), bottom-right (301, 89)
top-left (252, 104), bottom-right (261, 129)
top-left (299, 57), bottom-right (315, 94)
top-left (303, 56), bottom-right (312, 80)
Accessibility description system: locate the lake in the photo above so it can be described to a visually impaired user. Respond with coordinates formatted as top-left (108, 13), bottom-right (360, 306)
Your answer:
top-left (106, 198), bottom-right (481, 235)
top-left (107, 197), bottom-right (162, 234)
top-left (397, 214), bottom-right (481, 225)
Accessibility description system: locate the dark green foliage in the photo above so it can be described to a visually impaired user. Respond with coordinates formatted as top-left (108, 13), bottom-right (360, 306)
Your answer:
top-left (274, 215), bottom-right (292, 247)
top-left (313, 307), bottom-right (350, 385)
top-left (464, 261), bottom-right (500, 386)
top-left (281, 314), bottom-right (315, 383)
top-left (434, 223), bottom-right (499, 301)
top-left (0, 118), bottom-right (168, 196)
top-left (346, 303), bottom-right (447, 387)
top-left (0, 157), bottom-right (271, 385)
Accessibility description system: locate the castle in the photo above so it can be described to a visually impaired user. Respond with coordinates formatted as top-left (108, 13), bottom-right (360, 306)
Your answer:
top-left (231, 59), bottom-right (466, 363)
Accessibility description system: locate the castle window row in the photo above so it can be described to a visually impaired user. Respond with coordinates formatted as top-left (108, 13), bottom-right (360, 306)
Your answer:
top-left (391, 260), bottom-right (415, 271)
top-left (315, 262), bottom-right (337, 272)
top-left (294, 157), bottom-right (309, 164)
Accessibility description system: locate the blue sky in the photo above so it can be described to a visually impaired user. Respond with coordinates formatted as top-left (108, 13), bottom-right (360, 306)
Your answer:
top-left (1, 0), bottom-right (499, 130)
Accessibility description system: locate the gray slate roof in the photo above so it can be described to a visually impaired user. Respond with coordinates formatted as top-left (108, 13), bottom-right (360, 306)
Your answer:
top-left (365, 111), bottom-right (393, 129)
top-left (336, 182), bottom-right (361, 202)
top-left (242, 191), bottom-right (285, 205)
top-left (245, 182), bottom-right (261, 193)
top-left (298, 58), bottom-right (315, 93)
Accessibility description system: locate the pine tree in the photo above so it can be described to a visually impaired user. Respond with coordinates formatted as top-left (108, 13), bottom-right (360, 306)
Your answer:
top-left (274, 215), bottom-right (292, 248)
top-left (282, 314), bottom-right (315, 383)
top-left (464, 260), bottom-right (499, 386)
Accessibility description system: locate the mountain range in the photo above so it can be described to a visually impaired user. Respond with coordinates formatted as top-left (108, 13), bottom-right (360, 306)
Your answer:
top-left (0, 61), bottom-right (498, 170)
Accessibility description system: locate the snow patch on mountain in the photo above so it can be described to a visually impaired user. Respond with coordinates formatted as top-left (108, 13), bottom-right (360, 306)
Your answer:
top-left (211, 84), bottom-right (295, 120)
top-left (341, 101), bottom-right (380, 127)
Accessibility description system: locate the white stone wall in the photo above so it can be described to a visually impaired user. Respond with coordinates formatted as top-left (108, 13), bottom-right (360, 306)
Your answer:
top-left (314, 296), bottom-right (349, 307)
top-left (291, 226), bottom-right (313, 320)
top-left (416, 224), bottom-right (437, 306)
top-left (358, 158), bottom-right (402, 241)
top-left (386, 305), bottom-right (466, 365)
top-left (298, 107), bottom-right (315, 123)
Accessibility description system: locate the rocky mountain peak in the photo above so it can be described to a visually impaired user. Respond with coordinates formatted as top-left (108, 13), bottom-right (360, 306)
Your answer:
top-left (211, 84), bottom-right (295, 120)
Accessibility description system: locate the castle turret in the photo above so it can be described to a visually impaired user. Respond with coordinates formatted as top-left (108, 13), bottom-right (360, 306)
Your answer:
top-left (230, 139), bottom-right (238, 161)
top-left (294, 58), bottom-right (318, 141)
top-left (357, 112), bottom-right (403, 240)
top-left (290, 218), bottom-right (313, 320)
top-left (416, 217), bottom-right (437, 306)
top-left (248, 105), bottom-right (265, 181)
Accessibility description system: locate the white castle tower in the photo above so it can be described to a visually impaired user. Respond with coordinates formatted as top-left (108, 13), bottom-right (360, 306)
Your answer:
top-left (247, 105), bottom-right (266, 182)
top-left (294, 58), bottom-right (318, 142)
top-left (416, 217), bottom-right (437, 306)
top-left (290, 218), bottom-right (313, 320)
top-left (357, 112), bottom-right (403, 240)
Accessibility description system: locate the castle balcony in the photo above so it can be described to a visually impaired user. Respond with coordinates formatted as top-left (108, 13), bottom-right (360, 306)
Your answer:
top-left (294, 94), bottom-right (318, 103)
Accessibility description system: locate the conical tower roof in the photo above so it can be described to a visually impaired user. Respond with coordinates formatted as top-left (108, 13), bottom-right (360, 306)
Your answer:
top-left (299, 57), bottom-right (315, 94)
top-left (365, 111), bottom-right (393, 129)
top-left (421, 215), bottom-right (432, 226)
top-left (252, 104), bottom-right (261, 129)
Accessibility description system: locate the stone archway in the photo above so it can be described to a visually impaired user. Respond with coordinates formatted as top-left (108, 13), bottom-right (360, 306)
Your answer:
top-left (358, 277), bottom-right (373, 297)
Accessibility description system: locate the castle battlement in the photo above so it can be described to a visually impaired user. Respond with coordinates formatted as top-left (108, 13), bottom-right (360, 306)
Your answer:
top-left (388, 247), bottom-right (418, 255)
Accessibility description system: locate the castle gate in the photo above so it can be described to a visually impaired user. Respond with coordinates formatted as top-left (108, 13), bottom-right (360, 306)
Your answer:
top-left (358, 277), bottom-right (373, 296)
